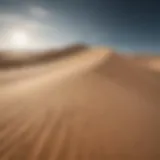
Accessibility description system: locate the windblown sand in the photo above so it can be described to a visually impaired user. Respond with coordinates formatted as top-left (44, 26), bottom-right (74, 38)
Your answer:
top-left (0, 46), bottom-right (159, 160)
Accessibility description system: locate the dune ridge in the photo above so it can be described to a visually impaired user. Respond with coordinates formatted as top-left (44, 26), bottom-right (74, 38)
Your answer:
top-left (0, 46), bottom-right (159, 160)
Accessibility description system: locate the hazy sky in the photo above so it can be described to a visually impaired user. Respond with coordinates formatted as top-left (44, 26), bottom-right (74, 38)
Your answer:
top-left (0, 0), bottom-right (159, 53)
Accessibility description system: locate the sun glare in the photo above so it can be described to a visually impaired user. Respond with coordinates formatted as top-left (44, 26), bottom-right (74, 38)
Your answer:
top-left (9, 30), bottom-right (29, 50)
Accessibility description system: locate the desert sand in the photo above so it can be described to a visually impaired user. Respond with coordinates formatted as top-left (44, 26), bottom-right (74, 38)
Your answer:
top-left (0, 46), bottom-right (159, 160)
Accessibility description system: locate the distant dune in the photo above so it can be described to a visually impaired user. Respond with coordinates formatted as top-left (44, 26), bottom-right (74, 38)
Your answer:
top-left (0, 45), bottom-right (159, 160)
top-left (132, 56), bottom-right (160, 72)
top-left (0, 44), bottom-right (88, 68)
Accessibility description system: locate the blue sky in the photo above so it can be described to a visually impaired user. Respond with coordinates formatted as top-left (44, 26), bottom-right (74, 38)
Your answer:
top-left (0, 0), bottom-right (159, 53)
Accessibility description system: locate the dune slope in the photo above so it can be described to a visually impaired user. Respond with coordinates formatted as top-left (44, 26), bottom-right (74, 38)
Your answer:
top-left (0, 47), bottom-right (159, 160)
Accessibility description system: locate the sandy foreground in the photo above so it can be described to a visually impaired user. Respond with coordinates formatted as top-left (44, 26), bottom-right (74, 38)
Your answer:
top-left (0, 46), bottom-right (159, 160)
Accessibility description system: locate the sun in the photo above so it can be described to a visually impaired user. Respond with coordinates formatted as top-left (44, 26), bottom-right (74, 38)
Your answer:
top-left (9, 30), bottom-right (30, 50)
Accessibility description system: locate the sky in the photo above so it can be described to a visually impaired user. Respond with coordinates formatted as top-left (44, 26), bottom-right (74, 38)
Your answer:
top-left (0, 0), bottom-right (159, 53)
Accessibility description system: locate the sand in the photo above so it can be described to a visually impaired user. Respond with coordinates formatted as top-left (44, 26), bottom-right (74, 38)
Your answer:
top-left (0, 46), bottom-right (159, 160)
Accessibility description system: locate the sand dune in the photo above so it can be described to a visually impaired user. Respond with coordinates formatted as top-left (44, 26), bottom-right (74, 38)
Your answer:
top-left (0, 46), bottom-right (159, 160)
top-left (0, 44), bottom-right (88, 68)
top-left (135, 57), bottom-right (160, 72)
top-left (128, 55), bottom-right (160, 72)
